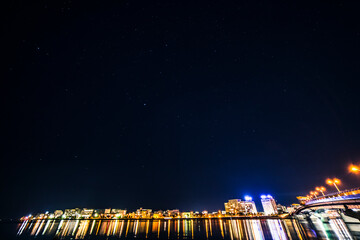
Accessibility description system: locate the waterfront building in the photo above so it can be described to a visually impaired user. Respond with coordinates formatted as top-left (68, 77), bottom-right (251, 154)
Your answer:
top-left (225, 199), bottom-right (242, 215)
top-left (181, 212), bottom-right (193, 218)
top-left (166, 209), bottom-right (180, 217)
top-left (224, 198), bottom-right (257, 215)
top-left (54, 210), bottom-right (63, 218)
top-left (153, 213), bottom-right (162, 218)
top-left (243, 196), bottom-right (258, 214)
top-left (111, 209), bottom-right (127, 218)
top-left (64, 208), bottom-right (81, 218)
top-left (136, 208), bottom-right (152, 218)
top-left (80, 208), bottom-right (94, 218)
top-left (211, 212), bottom-right (218, 216)
top-left (202, 210), bottom-right (209, 217)
top-left (261, 195), bottom-right (278, 215)
top-left (127, 212), bottom-right (136, 218)
top-left (192, 211), bottom-right (201, 218)
top-left (103, 208), bottom-right (114, 218)
top-left (153, 210), bottom-right (164, 218)
top-left (35, 213), bottom-right (45, 219)
top-left (92, 209), bottom-right (103, 218)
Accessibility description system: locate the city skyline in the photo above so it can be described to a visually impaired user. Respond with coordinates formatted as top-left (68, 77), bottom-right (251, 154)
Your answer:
top-left (19, 180), bottom-right (358, 220)
top-left (8, 164), bottom-right (360, 219)
top-left (21, 194), bottom-right (285, 220)
top-left (19, 195), bottom-right (273, 219)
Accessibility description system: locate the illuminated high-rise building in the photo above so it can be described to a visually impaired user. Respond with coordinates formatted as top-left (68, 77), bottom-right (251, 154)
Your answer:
top-left (224, 199), bottom-right (242, 215)
top-left (243, 196), bottom-right (257, 214)
top-left (261, 195), bottom-right (278, 215)
top-left (224, 197), bottom-right (257, 215)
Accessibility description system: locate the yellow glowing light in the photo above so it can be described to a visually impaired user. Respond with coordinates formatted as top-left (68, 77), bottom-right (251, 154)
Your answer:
top-left (316, 186), bottom-right (326, 195)
top-left (326, 179), bottom-right (333, 185)
top-left (326, 178), bottom-right (341, 192)
top-left (349, 164), bottom-right (360, 173)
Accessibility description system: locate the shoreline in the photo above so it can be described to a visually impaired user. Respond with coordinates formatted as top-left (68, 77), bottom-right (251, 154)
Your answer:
top-left (5, 216), bottom-right (292, 223)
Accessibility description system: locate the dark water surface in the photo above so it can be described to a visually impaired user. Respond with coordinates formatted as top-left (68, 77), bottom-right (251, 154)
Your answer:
top-left (1, 217), bottom-right (359, 239)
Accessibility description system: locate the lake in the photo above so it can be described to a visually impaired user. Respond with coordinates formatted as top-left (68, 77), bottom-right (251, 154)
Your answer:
top-left (1, 216), bottom-right (359, 239)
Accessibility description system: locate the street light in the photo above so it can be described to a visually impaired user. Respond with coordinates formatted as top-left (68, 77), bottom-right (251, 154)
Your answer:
top-left (326, 178), bottom-right (341, 192)
top-left (309, 191), bottom-right (314, 198)
top-left (349, 164), bottom-right (360, 174)
top-left (310, 191), bottom-right (319, 198)
top-left (315, 186), bottom-right (326, 196)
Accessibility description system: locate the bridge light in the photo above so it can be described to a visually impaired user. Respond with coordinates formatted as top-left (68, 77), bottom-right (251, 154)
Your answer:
top-left (326, 178), bottom-right (341, 192)
top-left (326, 179), bottom-right (333, 185)
top-left (349, 164), bottom-right (360, 173)
top-left (316, 186), bottom-right (326, 196)
top-left (309, 191), bottom-right (317, 198)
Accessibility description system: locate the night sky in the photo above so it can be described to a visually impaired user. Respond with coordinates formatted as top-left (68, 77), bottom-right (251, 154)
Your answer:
top-left (2, 1), bottom-right (360, 218)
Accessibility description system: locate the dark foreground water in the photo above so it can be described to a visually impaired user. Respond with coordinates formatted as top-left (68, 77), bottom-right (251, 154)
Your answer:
top-left (1, 217), bottom-right (360, 239)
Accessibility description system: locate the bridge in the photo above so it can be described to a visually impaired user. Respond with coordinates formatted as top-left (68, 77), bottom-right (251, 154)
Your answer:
top-left (294, 187), bottom-right (360, 216)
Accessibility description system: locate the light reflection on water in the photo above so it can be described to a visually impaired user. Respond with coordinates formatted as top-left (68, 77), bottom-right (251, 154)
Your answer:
top-left (16, 217), bottom-right (359, 239)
